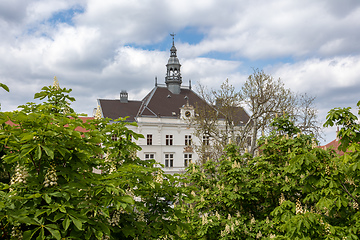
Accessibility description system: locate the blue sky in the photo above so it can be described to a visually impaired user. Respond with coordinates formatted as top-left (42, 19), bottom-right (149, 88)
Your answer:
top-left (1, 0), bottom-right (360, 144)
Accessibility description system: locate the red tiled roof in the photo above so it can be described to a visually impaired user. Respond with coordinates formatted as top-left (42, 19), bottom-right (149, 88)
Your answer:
top-left (319, 139), bottom-right (344, 155)
top-left (74, 117), bottom-right (94, 132)
top-left (5, 117), bottom-right (94, 133)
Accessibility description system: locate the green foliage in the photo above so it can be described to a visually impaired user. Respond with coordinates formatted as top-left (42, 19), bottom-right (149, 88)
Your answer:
top-left (0, 83), bottom-right (9, 92)
top-left (0, 80), bottom-right (185, 239)
top-left (180, 113), bottom-right (360, 239)
top-left (2, 79), bottom-right (359, 239)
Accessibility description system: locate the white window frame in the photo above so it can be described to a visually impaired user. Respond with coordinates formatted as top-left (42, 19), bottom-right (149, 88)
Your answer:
top-left (185, 135), bottom-right (192, 146)
top-left (164, 153), bottom-right (174, 168)
top-left (184, 153), bottom-right (192, 167)
top-left (147, 134), bottom-right (153, 145)
top-left (166, 135), bottom-right (173, 145)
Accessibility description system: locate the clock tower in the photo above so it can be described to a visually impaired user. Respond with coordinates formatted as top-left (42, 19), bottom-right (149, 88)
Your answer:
top-left (165, 33), bottom-right (182, 94)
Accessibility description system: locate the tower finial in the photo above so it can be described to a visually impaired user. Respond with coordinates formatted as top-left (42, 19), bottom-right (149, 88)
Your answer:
top-left (170, 33), bottom-right (175, 46)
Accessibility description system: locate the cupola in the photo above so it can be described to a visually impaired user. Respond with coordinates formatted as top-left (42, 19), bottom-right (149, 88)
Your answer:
top-left (165, 33), bottom-right (182, 94)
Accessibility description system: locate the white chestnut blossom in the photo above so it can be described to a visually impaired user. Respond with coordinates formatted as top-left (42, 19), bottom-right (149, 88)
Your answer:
top-left (296, 199), bottom-right (303, 214)
top-left (43, 165), bottom-right (58, 187)
top-left (10, 164), bottom-right (28, 192)
top-left (108, 210), bottom-right (121, 226)
top-left (11, 225), bottom-right (23, 240)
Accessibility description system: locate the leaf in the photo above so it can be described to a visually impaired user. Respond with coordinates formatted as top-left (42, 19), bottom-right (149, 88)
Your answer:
top-left (41, 145), bottom-right (54, 159)
top-left (0, 83), bottom-right (9, 92)
top-left (21, 133), bottom-right (36, 141)
top-left (98, 221), bottom-right (111, 236)
top-left (119, 195), bottom-right (135, 205)
top-left (63, 216), bottom-right (70, 231)
top-left (34, 92), bottom-right (47, 100)
top-left (23, 227), bottom-right (40, 240)
top-left (48, 192), bottom-right (62, 198)
top-left (36, 144), bottom-right (42, 160)
top-left (59, 205), bottom-right (66, 213)
top-left (70, 215), bottom-right (83, 230)
top-left (20, 145), bottom-right (36, 158)
top-left (45, 225), bottom-right (61, 240)
top-left (53, 213), bottom-right (65, 221)
top-left (36, 227), bottom-right (45, 240)
top-left (43, 194), bottom-right (51, 204)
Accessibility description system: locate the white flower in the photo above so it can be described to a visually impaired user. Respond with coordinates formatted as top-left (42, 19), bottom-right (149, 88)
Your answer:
top-left (11, 225), bottom-right (23, 240)
top-left (44, 165), bottom-right (58, 187)
top-left (10, 164), bottom-right (28, 191)
top-left (52, 76), bottom-right (60, 90)
top-left (296, 199), bottom-right (303, 214)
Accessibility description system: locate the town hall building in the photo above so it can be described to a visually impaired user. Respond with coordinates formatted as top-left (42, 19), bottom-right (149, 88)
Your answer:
top-left (96, 37), bottom-right (250, 174)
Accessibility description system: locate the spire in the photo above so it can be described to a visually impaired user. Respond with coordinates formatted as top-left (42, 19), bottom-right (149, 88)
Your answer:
top-left (165, 33), bottom-right (182, 94)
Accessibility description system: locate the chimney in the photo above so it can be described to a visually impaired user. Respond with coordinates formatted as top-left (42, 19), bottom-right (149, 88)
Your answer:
top-left (120, 90), bottom-right (128, 103)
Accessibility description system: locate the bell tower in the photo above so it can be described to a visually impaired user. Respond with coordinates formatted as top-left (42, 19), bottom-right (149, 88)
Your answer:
top-left (165, 33), bottom-right (182, 94)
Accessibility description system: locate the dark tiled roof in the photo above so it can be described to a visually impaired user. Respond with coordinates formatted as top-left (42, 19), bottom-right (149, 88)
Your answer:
top-left (138, 87), bottom-right (204, 117)
top-left (98, 99), bottom-right (142, 122)
top-left (99, 86), bottom-right (250, 125)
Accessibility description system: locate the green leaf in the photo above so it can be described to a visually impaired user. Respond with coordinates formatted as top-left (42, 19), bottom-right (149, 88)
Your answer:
top-left (23, 227), bottom-right (41, 240)
top-left (63, 216), bottom-right (70, 231)
top-left (98, 221), bottom-right (111, 236)
top-left (48, 192), bottom-right (62, 198)
top-left (43, 194), bottom-right (51, 204)
top-left (21, 133), bottom-right (36, 141)
top-left (20, 145), bottom-right (36, 158)
top-left (59, 205), bottom-right (66, 213)
top-left (36, 227), bottom-right (45, 240)
top-left (0, 83), bottom-right (9, 92)
top-left (70, 215), bottom-right (83, 230)
top-left (53, 213), bottom-right (65, 221)
top-left (41, 145), bottom-right (54, 159)
top-left (45, 225), bottom-right (61, 240)
top-left (119, 195), bottom-right (135, 205)
top-left (36, 144), bottom-right (42, 160)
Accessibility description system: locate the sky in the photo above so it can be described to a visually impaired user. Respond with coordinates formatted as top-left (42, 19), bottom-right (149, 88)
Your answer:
top-left (1, 0), bottom-right (360, 144)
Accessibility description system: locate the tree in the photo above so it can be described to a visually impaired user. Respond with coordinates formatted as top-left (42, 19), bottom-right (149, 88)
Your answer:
top-left (179, 105), bottom-right (360, 239)
top-left (192, 79), bottom-right (248, 163)
top-left (192, 69), bottom-right (320, 159)
top-left (0, 78), bottom-right (185, 239)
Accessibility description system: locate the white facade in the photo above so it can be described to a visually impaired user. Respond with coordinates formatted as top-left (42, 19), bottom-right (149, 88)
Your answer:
top-left (128, 109), bottom-right (198, 174)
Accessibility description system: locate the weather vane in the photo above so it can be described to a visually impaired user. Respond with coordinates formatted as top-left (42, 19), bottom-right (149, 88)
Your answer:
top-left (170, 33), bottom-right (176, 44)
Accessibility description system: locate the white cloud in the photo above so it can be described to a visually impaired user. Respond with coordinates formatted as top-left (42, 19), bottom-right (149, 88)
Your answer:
top-left (270, 56), bottom-right (360, 95)
top-left (1, 0), bottom-right (360, 146)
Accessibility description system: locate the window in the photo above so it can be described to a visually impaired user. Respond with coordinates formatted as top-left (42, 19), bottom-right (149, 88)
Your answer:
top-left (203, 135), bottom-right (210, 145)
top-left (147, 134), bottom-right (153, 145)
top-left (166, 135), bottom-right (173, 145)
top-left (184, 153), bottom-right (192, 167)
top-left (185, 135), bottom-right (192, 146)
top-left (111, 134), bottom-right (117, 141)
top-left (145, 153), bottom-right (155, 160)
top-left (165, 154), bottom-right (174, 168)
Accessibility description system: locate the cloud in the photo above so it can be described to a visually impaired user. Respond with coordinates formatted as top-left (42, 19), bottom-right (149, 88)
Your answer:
top-left (268, 55), bottom-right (360, 142)
top-left (1, 0), bottom-right (360, 146)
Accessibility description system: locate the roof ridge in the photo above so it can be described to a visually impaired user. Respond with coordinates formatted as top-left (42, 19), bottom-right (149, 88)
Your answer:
top-left (137, 87), bottom-right (158, 117)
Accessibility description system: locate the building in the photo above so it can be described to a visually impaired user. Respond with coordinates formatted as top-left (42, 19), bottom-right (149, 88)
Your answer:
top-left (97, 37), bottom-right (250, 174)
